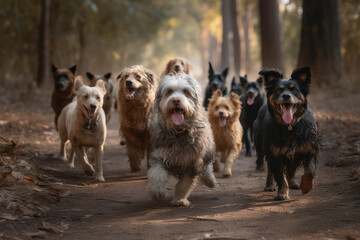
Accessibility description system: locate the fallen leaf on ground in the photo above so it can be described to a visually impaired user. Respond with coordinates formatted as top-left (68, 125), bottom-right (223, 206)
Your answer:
top-left (24, 176), bottom-right (38, 184)
top-left (0, 213), bottom-right (18, 220)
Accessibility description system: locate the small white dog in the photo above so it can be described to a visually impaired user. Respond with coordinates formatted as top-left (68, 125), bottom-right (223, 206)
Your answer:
top-left (148, 73), bottom-right (217, 207)
top-left (58, 78), bottom-right (107, 182)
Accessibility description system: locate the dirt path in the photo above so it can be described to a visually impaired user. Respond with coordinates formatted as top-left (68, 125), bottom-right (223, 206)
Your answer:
top-left (1, 90), bottom-right (360, 240)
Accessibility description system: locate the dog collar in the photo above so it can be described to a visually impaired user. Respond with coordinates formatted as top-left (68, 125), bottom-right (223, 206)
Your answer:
top-left (83, 116), bottom-right (99, 132)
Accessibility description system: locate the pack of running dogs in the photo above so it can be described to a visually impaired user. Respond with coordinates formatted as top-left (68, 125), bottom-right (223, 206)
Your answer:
top-left (51, 57), bottom-right (321, 206)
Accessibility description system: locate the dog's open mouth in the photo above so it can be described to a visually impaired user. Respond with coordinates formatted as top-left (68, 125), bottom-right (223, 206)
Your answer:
top-left (276, 103), bottom-right (298, 124)
top-left (247, 96), bottom-right (254, 105)
top-left (171, 108), bottom-right (185, 126)
top-left (126, 87), bottom-right (137, 99)
top-left (219, 116), bottom-right (227, 127)
top-left (85, 106), bottom-right (97, 119)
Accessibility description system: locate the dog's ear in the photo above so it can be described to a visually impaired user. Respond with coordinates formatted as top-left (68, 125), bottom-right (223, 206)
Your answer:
top-left (256, 76), bottom-right (264, 87)
top-left (86, 72), bottom-right (94, 80)
top-left (291, 66), bottom-right (311, 96)
top-left (116, 71), bottom-right (123, 81)
top-left (230, 92), bottom-right (241, 108)
top-left (214, 89), bottom-right (223, 98)
top-left (165, 59), bottom-right (174, 75)
top-left (145, 69), bottom-right (157, 85)
top-left (231, 77), bottom-right (236, 86)
top-left (51, 64), bottom-right (57, 73)
top-left (74, 77), bottom-right (84, 92)
top-left (258, 69), bottom-right (282, 85)
top-left (69, 65), bottom-right (76, 75)
top-left (240, 76), bottom-right (248, 87)
top-left (243, 74), bottom-right (248, 80)
top-left (104, 72), bottom-right (111, 81)
top-left (185, 60), bottom-right (192, 75)
top-left (95, 80), bottom-right (107, 95)
top-left (222, 67), bottom-right (229, 78)
top-left (208, 62), bottom-right (214, 78)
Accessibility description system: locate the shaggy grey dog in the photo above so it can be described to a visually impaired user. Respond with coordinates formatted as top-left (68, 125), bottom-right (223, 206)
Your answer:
top-left (148, 73), bottom-right (217, 207)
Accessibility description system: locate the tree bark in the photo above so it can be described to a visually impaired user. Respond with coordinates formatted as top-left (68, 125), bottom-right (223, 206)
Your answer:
top-left (242, 0), bottom-right (250, 74)
top-left (36, 0), bottom-right (51, 87)
top-left (221, 0), bottom-right (230, 70)
top-left (230, 0), bottom-right (241, 79)
top-left (258, 0), bottom-right (284, 72)
top-left (298, 0), bottom-right (342, 87)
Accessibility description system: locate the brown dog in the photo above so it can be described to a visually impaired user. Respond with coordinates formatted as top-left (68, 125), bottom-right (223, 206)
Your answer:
top-left (161, 57), bottom-right (192, 77)
top-left (86, 72), bottom-right (115, 124)
top-left (208, 89), bottom-right (243, 177)
top-left (51, 65), bottom-right (78, 128)
top-left (117, 65), bottom-right (158, 171)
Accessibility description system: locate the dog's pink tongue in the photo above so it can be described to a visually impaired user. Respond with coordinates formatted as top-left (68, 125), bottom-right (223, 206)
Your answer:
top-left (172, 113), bottom-right (184, 125)
top-left (219, 117), bottom-right (227, 127)
top-left (247, 96), bottom-right (254, 105)
top-left (88, 110), bottom-right (95, 118)
top-left (282, 107), bottom-right (293, 124)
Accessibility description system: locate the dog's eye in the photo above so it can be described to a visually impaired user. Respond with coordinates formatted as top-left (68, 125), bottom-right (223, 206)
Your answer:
top-left (96, 95), bottom-right (100, 100)
top-left (166, 90), bottom-right (173, 96)
top-left (215, 106), bottom-right (219, 110)
top-left (84, 95), bottom-right (89, 99)
top-left (225, 106), bottom-right (230, 111)
top-left (181, 62), bottom-right (184, 66)
top-left (292, 88), bottom-right (298, 93)
top-left (277, 89), bottom-right (282, 94)
top-left (183, 90), bottom-right (190, 96)
top-left (136, 75), bottom-right (141, 80)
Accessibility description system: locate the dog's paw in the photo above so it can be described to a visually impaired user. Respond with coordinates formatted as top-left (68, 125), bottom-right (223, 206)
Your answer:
top-left (151, 190), bottom-right (167, 202)
top-left (289, 183), bottom-right (300, 190)
top-left (274, 194), bottom-right (290, 201)
top-left (83, 166), bottom-right (95, 176)
top-left (170, 198), bottom-right (190, 207)
top-left (300, 174), bottom-right (314, 194)
top-left (60, 156), bottom-right (67, 162)
top-left (95, 175), bottom-right (105, 182)
top-left (222, 169), bottom-right (232, 178)
top-left (69, 162), bottom-right (75, 169)
top-left (256, 164), bottom-right (265, 171)
top-left (264, 185), bottom-right (276, 192)
top-left (212, 161), bottom-right (220, 172)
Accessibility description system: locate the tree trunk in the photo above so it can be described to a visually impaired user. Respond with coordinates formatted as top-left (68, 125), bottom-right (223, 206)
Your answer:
top-left (258, 0), bottom-right (284, 72)
top-left (242, 0), bottom-right (250, 74)
top-left (230, 0), bottom-right (241, 79)
top-left (221, 0), bottom-right (230, 70)
top-left (298, 0), bottom-right (342, 87)
top-left (36, 0), bottom-right (51, 87)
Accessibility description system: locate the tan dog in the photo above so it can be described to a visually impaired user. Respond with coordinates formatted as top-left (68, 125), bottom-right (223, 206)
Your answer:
top-left (117, 65), bottom-right (157, 172)
top-left (161, 57), bottom-right (192, 77)
top-left (51, 65), bottom-right (78, 128)
top-left (58, 79), bottom-right (107, 182)
top-left (208, 89), bottom-right (242, 177)
top-left (86, 72), bottom-right (115, 124)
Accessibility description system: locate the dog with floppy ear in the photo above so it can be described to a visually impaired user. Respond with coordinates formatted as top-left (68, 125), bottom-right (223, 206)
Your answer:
top-left (161, 57), bottom-right (193, 77)
top-left (117, 65), bottom-right (158, 172)
top-left (58, 78), bottom-right (107, 182)
top-left (208, 90), bottom-right (243, 177)
top-left (51, 64), bottom-right (78, 129)
top-left (86, 72), bottom-right (115, 124)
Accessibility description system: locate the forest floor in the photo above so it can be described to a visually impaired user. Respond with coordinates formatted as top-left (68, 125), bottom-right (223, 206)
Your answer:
top-left (0, 88), bottom-right (360, 240)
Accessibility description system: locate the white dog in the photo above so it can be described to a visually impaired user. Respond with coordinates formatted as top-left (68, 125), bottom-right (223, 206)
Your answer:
top-left (148, 73), bottom-right (217, 207)
top-left (58, 78), bottom-right (107, 182)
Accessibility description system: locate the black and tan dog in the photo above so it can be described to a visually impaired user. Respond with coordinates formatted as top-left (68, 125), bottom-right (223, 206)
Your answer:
top-left (51, 65), bottom-right (78, 128)
top-left (254, 67), bottom-right (321, 200)
top-left (240, 76), bottom-right (265, 157)
top-left (86, 72), bottom-right (115, 124)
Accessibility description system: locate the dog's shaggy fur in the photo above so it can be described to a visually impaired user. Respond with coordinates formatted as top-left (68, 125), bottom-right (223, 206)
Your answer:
top-left (51, 65), bottom-right (78, 128)
top-left (208, 90), bottom-right (243, 177)
top-left (117, 65), bottom-right (158, 172)
top-left (148, 73), bottom-right (217, 207)
top-left (58, 79), bottom-right (107, 182)
top-left (86, 72), bottom-right (115, 124)
top-left (161, 57), bottom-right (193, 77)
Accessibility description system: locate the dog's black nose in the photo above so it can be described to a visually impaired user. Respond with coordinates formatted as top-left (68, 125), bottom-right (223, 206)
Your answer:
top-left (56, 82), bottom-right (64, 88)
top-left (174, 65), bottom-right (180, 71)
top-left (212, 82), bottom-right (218, 87)
top-left (219, 111), bottom-right (224, 116)
top-left (172, 99), bottom-right (180, 105)
top-left (90, 104), bottom-right (96, 109)
top-left (126, 79), bottom-right (133, 86)
top-left (282, 94), bottom-right (291, 100)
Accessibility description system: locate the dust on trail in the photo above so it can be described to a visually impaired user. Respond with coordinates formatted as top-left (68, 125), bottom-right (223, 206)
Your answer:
top-left (0, 89), bottom-right (360, 240)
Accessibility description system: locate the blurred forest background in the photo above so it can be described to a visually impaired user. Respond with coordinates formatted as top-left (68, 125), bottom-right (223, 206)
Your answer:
top-left (0, 0), bottom-right (359, 91)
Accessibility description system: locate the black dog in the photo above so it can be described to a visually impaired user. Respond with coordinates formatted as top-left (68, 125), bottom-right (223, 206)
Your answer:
top-left (230, 75), bottom-right (246, 97)
top-left (254, 67), bottom-right (321, 201)
top-left (240, 76), bottom-right (265, 157)
top-left (203, 62), bottom-right (228, 109)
